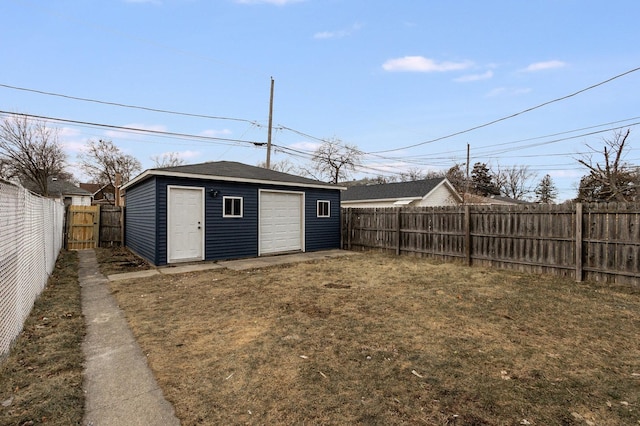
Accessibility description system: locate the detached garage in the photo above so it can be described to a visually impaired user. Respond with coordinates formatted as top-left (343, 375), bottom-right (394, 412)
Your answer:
top-left (121, 161), bottom-right (344, 266)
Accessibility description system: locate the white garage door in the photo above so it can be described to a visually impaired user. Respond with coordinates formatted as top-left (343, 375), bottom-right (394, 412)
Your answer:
top-left (259, 191), bottom-right (304, 255)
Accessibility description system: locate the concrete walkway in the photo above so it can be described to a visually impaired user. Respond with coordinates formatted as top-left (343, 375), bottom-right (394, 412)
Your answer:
top-left (79, 250), bottom-right (180, 426)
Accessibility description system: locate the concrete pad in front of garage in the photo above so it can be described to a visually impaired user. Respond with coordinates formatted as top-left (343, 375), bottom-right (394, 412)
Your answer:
top-left (160, 263), bottom-right (224, 275)
top-left (107, 269), bottom-right (160, 282)
top-left (106, 250), bottom-right (361, 278)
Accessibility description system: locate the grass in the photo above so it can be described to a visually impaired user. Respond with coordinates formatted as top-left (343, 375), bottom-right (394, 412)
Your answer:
top-left (106, 251), bottom-right (640, 425)
top-left (0, 250), bottom-right (85, 426)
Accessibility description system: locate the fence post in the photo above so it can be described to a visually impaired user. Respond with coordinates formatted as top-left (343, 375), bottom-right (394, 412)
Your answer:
top-left (464, 205), bottom-right (471, 266)
top-left (396, 208), bottom-right (401, 255)
top-left (120, 206), bottom-right (125, 248)
top-left (347, 209), bottom-right (352, 250)
top-left (575, 202), bottom-right (583, 282)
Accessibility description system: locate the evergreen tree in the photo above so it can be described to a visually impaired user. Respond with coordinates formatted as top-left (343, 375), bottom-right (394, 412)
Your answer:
top-left (534, 174), bottom-right (558, 203)
top-left (471, 162), bottom-right (499, 196)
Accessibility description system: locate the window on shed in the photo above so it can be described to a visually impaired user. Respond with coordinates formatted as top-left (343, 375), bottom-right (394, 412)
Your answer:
top-left (223, 196), bottom-right (243, 217)
top-left (317, 200), bottom-right (330, 217)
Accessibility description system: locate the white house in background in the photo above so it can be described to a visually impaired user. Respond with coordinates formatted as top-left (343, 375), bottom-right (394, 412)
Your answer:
top-left (341, 178), bottom-right (463, 208)
top-left (45, 177), bottom-right (93, 206)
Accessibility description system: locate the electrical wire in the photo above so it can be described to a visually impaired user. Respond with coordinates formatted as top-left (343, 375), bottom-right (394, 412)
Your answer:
top-left (0, 110), bottom-right (265, 147)
top-left (0, 83), bottom-right (259, 124)
top-left (368, 65), bottom-right (640, 154)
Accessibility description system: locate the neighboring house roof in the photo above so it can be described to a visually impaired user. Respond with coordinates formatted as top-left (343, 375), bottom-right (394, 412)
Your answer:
top-left (48, 178), bottom-right (92, 197)
top-left (23, 177), bottom-right (92, 197)
top-left (342, 178), bottom-right (462, 203)
top-left (79, 183), bottom-right (106, 195)
top-left (122, 161), bottom-right (346, 191)
top-left (463, 193), bottom-right (531, 205)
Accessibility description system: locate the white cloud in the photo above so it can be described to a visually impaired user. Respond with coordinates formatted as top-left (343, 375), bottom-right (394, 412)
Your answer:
top-left (521, 60), bottom-right (566, 72)
top-left (123, 0), bottom-right (161, 4)
top-left (382, 56), bottom-right (473, 72)
top-left (454, 70), bottom-right (494, 83)
top-left (549, 169), bottom-right (583, 179)
top-left (314, 23), bottom-right (363, 40)
top-left (57, 127), bottom-right (87, 154)
top-left (289, 141), bottom-right (321, 152)
top-left (485, 87), bottom-right (532, 97)
top-left (200, 129), bottom-right (232, 138)
top-left (62, 141), bottom-right (87, 154)
top-left (234, 0), bottom-right (303, 5)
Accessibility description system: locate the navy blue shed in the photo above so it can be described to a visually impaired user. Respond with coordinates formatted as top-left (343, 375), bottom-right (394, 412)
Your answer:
top-left (121, 161), bottom-right (344, 266)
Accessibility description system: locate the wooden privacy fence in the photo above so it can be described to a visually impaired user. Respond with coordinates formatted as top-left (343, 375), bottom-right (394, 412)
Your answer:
top-left (342, 203), bottom-right (640, 286)
top-left (99, 205), bottom-right (123, 247)
top-left (65, 205), bottom-right (124, 249)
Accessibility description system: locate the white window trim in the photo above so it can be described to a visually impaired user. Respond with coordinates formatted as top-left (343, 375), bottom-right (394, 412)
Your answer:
top-left (317, 200), bottom-right (330, 217)
top-left (223, 196), bottom-right (243, 218)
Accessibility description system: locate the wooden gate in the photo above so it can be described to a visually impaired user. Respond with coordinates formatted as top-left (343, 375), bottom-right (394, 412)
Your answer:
top-left (66, 205), bottom-right (100, 250)
top-left (99, 205), bottom-right (123, 247)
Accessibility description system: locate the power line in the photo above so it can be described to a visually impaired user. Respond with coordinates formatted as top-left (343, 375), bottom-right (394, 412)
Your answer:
top-left (0, 110), bottom-right (265, 147)
top-left (369, 65), bottom-right (640, 154)
top-left (0, 83), bottom-right (259, 124)
top-left (389, 116), bottom-right (640, 160)
top-left (473, 122), bottom-right (640, 157)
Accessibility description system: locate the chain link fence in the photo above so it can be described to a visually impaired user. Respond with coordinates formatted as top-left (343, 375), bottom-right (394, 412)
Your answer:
top-left (0, 179), bottom-right (65, 357)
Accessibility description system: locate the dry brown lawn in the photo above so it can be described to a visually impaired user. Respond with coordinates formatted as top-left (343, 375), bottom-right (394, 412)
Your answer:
top-left (107, 251), bottom-right (640, 425)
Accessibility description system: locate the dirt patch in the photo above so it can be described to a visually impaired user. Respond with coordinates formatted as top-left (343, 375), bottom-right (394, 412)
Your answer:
top-left (324, 282), bottom-right (351, 289)
top-left (107, 252), bottom-right (640, 425)
top-left (95, 246), bottom-right (152, 276)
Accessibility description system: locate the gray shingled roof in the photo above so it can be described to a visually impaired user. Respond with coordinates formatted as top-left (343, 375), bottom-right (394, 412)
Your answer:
top-left (342, 178), bottom-right (447, 201)
top-left (124, 161), bottom-right (342, 190)
top-left (23, 177), bottom-right (92, 197)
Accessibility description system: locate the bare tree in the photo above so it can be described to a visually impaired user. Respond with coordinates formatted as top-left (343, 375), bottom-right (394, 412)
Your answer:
top-left (151, 152), bottom-right (186, 168)
top-left (494, 164), bottom-right (537, 200)
top-left (79, 139), bottom-right (141, 186)
top-left (256, 159), bottom-right (296, 174)
top-left (0, 114), bottom-right (67, 195)
top-left (305, 138), bottom-right (362, 184)
top-left (577, 129), bottom-right (637, 202)
top-left (399, 167), bottom-right (426, 182)
top-left (445, 163), bottom-right (468, 194)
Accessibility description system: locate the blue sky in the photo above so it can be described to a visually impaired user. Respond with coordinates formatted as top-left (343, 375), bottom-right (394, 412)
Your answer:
top-left (1, 0), bottom-right (639, 201)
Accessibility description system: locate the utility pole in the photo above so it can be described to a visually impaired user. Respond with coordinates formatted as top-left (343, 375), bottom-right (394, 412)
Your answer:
top-left (266, 77), bottom-right (274, 169)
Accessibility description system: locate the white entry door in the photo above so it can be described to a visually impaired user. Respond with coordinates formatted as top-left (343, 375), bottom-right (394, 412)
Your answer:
top-left (259, 191), bottom-right (304, 255)
top-left (168, 186), bottom-right (204, 263)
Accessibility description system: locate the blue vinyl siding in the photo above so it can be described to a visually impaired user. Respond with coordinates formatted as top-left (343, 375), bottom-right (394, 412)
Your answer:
top-left (205, 182), bottom-right (258, 261)
top-left (155, 177), bottom-right (259, 264)
top-left (126, 175), bottom-right (342, 266)
top-left (124, 177), bottom-right (157, 264)
top-left (305, 189), bottom-right (342, 251)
